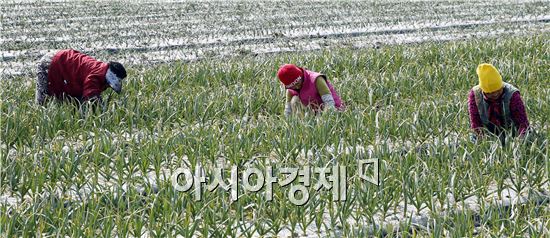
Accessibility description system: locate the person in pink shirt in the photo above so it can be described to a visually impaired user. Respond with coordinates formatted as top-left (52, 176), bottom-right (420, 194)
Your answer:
top-left (276, 64), bottom-right (344, 116)
top-left (468, 63), bottom-right (530, 144)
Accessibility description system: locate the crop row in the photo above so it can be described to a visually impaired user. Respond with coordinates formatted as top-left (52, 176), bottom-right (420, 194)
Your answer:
top-left (2, 2), bottom-right (546, 36)
top-left (1, 19), bottom-right (548, 78)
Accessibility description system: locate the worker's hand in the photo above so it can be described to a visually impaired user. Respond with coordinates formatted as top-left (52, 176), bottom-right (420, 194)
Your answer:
top-left (320, 103), bottom-right (338, 115)
top-left (469, 131), bottom-right (484, 144)
top-left (284, 102), bottom-right (292, 117)
top-left (520, 128), bottom-right (539, 145)
top-left (80, 95), bottom-right (103, 116)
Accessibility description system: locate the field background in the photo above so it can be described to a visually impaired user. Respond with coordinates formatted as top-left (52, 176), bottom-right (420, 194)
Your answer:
top-left (1, 0), bottom-right (550, 237)
top-left (1, 0), bottom-right (549, 77)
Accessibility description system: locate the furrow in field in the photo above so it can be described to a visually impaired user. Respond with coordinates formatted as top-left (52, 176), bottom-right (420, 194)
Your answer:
top-left (0, 0), bottom-right (492, 19)
top-left (1, 20), bottom-right (547, 78)
top-left (2, 7), bottom-right (543, 43)
top-left (2, 16), bottom-right (548, 61)
top-left (4, 14), bottom-right (549, 50)
top-left (2, 1), bottom-right (546, 34)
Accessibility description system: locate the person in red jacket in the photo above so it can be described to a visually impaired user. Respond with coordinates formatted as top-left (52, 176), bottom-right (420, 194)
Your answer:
top-left (35, 49), bottom-right (127, 106)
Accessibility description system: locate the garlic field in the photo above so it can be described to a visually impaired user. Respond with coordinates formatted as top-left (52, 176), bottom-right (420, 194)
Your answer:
top-left (1, 0), bottom-right (549, 77)
top-left (1, 0), bottom-right (550, 237)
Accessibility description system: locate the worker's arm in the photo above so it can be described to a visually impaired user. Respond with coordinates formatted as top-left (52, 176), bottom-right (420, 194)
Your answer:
top-left (81, 76), bottom-right (104, 114)
top-left (468, 89), bottom-right (484, 139)
top-left (284, 90), bottom-right (294, 116)
top-left (509, 92), bottom-right (530, 136)
top-left (315, 76), bottom-right (335, 111)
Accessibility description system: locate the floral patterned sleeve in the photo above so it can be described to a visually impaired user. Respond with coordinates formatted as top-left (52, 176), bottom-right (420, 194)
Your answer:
top-left (509, 92), bottom-right (530, 135)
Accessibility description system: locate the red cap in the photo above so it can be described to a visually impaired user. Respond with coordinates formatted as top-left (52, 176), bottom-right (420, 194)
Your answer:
top-left (277, 64), bottom-right (303, 88)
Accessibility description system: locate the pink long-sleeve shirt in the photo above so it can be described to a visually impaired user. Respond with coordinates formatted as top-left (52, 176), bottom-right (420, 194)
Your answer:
top-left (468, 89), bottom-right (530, 135)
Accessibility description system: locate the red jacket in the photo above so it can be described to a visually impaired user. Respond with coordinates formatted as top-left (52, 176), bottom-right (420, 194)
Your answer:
top-left (47, 49), bottom-right (109, 100)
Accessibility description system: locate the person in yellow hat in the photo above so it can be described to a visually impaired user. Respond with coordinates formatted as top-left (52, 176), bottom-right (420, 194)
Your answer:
top-left (468, 63), bottom-right (530, 143)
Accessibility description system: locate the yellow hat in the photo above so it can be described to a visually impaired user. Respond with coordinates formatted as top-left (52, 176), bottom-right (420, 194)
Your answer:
top-left (477, 63), bottom-right (503, 93)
